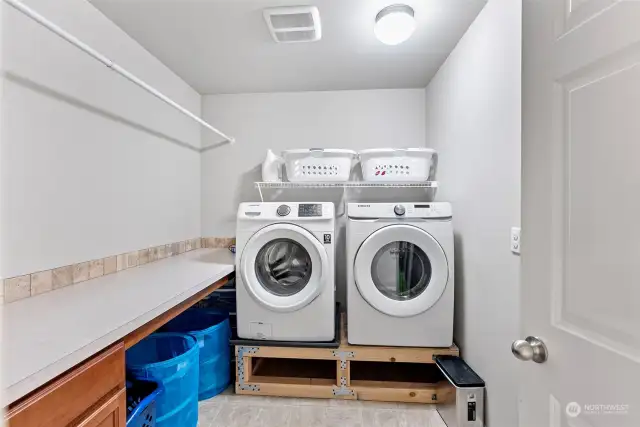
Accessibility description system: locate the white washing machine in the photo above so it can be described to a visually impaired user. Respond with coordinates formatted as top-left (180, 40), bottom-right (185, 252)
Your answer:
top-left (236, 202), bottom-right (335, 341)
top-left (347, 202), bottom-right (454, 347)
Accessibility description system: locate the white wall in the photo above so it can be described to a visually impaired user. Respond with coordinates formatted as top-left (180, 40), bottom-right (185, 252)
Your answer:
top-left (423, 0), bottom-right (521, 426)
top-left (201, 89), bottom-right (426, 302)
top-left (0, 0), bottom-right (5, 402)
top-left (1, 0), bottom-right (202, 279)
top-left (201, 89), bottom-right (426, 235)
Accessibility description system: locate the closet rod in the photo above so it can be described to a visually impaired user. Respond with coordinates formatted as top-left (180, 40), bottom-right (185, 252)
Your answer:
top-left (4, 0), bottom-right (235, 144)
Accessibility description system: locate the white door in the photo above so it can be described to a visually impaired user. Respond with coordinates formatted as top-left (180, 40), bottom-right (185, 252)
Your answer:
top-left (240, 223), bottom-right (328, 312)
top-left (521, 0), bottom-right (640, 426)
top-left (353, 224), bottom-right (449, 317)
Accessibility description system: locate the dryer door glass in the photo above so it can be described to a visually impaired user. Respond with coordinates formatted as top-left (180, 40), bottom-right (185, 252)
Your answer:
top-left (371, 241), bottom-right (432, 301)
top-left (353, 224), bottom-right (448, 317)
top-left (255, 238), bottom-right (313, 296)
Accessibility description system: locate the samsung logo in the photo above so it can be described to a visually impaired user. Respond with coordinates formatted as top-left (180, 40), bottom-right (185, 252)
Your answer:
top-left (357, 204), bottom-right (371, 207)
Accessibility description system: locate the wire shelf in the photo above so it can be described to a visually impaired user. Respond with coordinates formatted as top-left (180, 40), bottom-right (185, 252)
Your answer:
top-left (254, 181), bottom-right (438, 202)
top-left (255, 181), bottom-right (438, 189)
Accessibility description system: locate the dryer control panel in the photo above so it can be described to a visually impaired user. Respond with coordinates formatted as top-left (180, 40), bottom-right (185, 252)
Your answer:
top-left (347, 202), bottom-right (452, 219)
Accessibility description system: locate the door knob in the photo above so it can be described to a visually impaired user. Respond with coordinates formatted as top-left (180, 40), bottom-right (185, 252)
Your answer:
top-left (511, 336), bottom-right (548, 363)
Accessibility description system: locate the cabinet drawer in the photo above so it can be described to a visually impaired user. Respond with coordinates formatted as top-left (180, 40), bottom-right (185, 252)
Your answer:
top-left (6, 343), bottom-right (125, 427)
top-left (76, 388), bottom-right (126, 427)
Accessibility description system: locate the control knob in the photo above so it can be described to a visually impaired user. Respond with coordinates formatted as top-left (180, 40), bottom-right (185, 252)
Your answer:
top-left (277, 205), bottom-right (291, 217)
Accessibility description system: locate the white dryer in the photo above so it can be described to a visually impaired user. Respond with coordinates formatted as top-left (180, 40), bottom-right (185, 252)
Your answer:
top-left (347, 202), bottom-right (454, 347)
top-left (236, 202), bottom-right (335, 341)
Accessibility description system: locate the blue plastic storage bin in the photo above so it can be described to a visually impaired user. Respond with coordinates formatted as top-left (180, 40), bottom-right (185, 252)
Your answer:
top-left (161, 308), bottom-right (231, 400)
top-left (126, 333), bottom-right (199, 427)
top-left (126, 379), bottom-right (163, 427)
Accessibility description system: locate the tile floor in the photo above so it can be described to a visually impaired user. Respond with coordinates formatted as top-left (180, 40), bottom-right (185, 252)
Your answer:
top-left (197, 387), bottom-right (446, 427)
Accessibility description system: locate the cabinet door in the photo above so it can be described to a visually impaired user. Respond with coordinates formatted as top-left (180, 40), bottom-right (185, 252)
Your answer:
top-left (76, 388), bottom-right (126, 427)
top-left (6, 343), bottom-right (125, 427)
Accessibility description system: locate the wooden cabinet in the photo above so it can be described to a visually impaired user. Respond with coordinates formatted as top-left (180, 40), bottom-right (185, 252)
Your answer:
top-left (77, 389), bottom-right (126, 427)
top-left (6, 343), bottom-right (126, 427)
top-left (5, 277), bottom-right (232, 426)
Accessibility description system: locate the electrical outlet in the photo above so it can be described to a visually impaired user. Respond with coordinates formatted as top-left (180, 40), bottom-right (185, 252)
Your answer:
top-left (511, 227), bottom-right (521, 254)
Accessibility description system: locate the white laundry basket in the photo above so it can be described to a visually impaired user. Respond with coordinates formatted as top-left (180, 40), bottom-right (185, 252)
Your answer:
top-left (359, 148), bottom-right (437, 182)
top-left (282, 149), bottom-right (357, 182)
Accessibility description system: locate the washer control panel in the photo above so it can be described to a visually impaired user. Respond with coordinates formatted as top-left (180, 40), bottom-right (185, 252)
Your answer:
top-left (276, 205), bottom-right (291, 217)
top-left (298, 203), bottom-right (323, 217)
top-left (239, 202), bottom-right (335, 220)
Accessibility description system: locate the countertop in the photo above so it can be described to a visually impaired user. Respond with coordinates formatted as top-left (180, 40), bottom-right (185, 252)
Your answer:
top-left (2, 248), bottom-right (235, 406)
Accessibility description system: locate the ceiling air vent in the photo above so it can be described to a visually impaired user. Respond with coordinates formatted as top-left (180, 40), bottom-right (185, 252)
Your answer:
top-left (263, 6), bottom-right (322, 43)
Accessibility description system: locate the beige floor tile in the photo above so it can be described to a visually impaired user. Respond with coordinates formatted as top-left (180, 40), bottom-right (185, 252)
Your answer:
top-left (294, 397), bottom-right (331, 406)
top-left (203, 387), bottom-right (439, 427)
top-left (428, 411), bottom-right (447, 427)
top-left (200, 396), bottom-right (225, 408)
top-left (401, 408), bottom-right (443, 427)
top-left (200, 396), bottom-right (438, 427)
top-left (226, 393), bottom-right (296, 407)
top-left (363, 408), bottom-right (445, 427)
top-left (328, 398), bottom-right (397, 410)
top-left (325, 407), bottom-right (363, 427)
top-left (288, 406), bottom-right (327, 427)
top-left (211, 404), bottom-right (260, 427)
top-left (198, 403), bottom-right (221, 427)
top-left (359, 400), bottom-right (399, 410)
top-left (396, 402), bottom-right (437, 410)
top-left (200, 392), bottom-right (229, 405)
top-left (328, 398), bottom-right (359, 407)
top-left (362, 409), bottom-right (408, 427)
top-left (220, 385), bottom-right (234, 394)
top-left (253, 405), bottom-right (292, 427)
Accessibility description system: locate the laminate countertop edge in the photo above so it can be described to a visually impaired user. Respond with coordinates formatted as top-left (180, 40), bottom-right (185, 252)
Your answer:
top-left (2, 248), bottom-right (235, 406)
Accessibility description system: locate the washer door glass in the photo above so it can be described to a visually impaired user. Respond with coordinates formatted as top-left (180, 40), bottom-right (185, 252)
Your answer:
top-left (255, 238), bottom-right (312, 296)
top-left (371, 242), bottom-right (432, 301)
top-left (240, 223), bottom-right (329, 313)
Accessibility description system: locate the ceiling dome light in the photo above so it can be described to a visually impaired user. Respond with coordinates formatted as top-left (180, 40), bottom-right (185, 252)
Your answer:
top-left (374, 4), bottom-right (416, 45)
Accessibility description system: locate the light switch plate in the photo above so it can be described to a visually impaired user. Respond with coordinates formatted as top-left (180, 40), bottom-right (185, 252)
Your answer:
top-left (511, 227), bottom-right (521, 254)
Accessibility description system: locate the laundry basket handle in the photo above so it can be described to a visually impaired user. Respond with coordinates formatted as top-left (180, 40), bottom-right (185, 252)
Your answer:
top-left (309, 148), bottom-right (325, 158)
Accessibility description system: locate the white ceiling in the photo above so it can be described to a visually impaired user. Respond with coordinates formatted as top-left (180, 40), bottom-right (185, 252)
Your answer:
top-left (89, 0), bottom-right (486, 95)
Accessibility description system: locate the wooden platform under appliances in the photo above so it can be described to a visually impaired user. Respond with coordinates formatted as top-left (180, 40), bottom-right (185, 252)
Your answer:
top-left (234, 318), bottom-right (459, 404)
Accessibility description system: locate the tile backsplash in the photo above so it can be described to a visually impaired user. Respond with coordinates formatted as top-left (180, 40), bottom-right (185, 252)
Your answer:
top-left (2, 237), bottom-right (235, 304)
